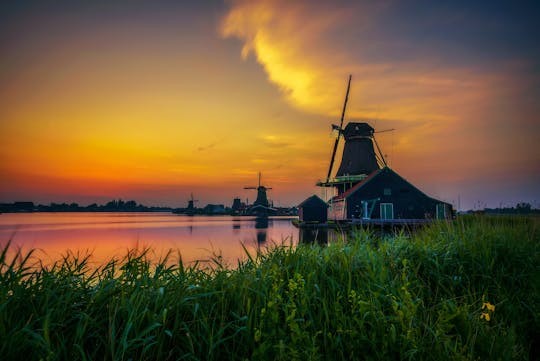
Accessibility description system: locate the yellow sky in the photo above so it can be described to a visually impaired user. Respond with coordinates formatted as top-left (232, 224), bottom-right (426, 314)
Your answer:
top-left (1, 0), bottom-right (539, 209)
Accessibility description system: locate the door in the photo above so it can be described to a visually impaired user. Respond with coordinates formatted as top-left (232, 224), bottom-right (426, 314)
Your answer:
top-left (380, 203), bottom-right (394, 220)
top-left (436, 204), bottom-right (446, 219)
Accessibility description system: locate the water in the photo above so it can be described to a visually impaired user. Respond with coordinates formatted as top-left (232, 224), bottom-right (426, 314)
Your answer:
top-left (0, 212), bottom-right (304, 267)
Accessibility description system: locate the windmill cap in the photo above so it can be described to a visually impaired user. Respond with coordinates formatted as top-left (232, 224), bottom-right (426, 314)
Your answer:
top-left (343, 122), bottom-right (374, 138)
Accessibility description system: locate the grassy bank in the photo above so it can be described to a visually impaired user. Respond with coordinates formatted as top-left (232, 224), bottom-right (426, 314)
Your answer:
top-left (1, 216), bottom-right (539, 360)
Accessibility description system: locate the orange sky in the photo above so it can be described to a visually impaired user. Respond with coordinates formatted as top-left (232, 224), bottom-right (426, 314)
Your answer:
top-left (1, 0), bottom-right (539, 210)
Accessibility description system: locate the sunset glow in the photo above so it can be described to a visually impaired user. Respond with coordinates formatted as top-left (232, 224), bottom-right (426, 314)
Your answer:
top-left (1, 0), bottom-right (539, 210)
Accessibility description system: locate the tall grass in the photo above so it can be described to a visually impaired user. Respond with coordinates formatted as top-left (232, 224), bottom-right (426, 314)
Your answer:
top-left (1, 215), bottom-right (538, 360)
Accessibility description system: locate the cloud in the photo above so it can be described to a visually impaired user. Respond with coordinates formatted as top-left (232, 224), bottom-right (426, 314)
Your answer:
top-left (221, 0), bottom-right (355, 114)
top-left (197, 142), bottom-right (217, 152)
top-left (220, 0), bottom-right (503, 124)
top-left (259, 134), bottom-right (290, 148)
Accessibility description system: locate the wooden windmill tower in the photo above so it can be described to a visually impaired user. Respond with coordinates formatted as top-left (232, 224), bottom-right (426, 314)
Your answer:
top-left (317, 75), bottom-right (392, 196)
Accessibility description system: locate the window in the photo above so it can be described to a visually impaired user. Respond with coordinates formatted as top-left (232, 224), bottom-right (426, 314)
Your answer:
top-left (380, 203), bottom-right (394, 220)
top-left (383, 188), bottom-right (392, 196)
top-left (362, 201), bottom-right (370, 219)
top-left (436, 204), bottom-right (446, 219)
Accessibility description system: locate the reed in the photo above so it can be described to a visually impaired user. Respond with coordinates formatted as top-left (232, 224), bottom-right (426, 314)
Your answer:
top-left (1, 215), bottom-right (538, 360)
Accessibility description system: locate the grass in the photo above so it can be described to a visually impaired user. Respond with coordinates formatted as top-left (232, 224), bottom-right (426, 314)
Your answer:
top-left (1, 215), bottom-right (539, 360)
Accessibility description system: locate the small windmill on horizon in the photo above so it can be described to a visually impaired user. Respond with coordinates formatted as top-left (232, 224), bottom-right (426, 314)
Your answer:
top-left (186, 193), bottom-right (198, 215)
top-left (244, 172), bottom-right (276, 217)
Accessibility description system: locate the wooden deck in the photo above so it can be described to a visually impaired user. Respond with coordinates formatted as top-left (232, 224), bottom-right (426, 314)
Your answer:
top-left (293, 218), bottom-right (434, 229)
top-left (351, 218), bottom-right (432, 227)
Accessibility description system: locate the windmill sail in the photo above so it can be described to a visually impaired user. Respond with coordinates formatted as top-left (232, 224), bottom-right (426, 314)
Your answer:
top-left (326, 74), bottom-right (352, 182)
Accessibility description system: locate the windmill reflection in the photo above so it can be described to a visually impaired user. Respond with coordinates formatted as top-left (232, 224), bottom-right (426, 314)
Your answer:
top-left (232, 217), bottom-right (241, 234)
top-left (188, 215), bottom-right (193, 235)
top-left (255, 216), bottom-right (269, 245)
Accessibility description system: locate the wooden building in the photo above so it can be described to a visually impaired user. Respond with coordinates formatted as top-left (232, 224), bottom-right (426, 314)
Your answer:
top-left (328, 167), bottom-right (453, 222)
top-left (298, 195), bottom-right (328, 223)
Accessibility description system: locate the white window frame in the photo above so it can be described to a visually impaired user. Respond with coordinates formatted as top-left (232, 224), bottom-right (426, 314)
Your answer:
top-left (380, 203), bottom-right (394, 220)
top-left (436, 204), bottom-right (446, 219)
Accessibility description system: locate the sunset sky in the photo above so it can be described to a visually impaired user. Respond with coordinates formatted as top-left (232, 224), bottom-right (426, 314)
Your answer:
top-left (1, 0), bottom-right (539, 210)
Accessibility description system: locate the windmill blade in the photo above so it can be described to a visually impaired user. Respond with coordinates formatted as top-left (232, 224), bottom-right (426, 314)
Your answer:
top-left (373, 135), bottom-right (388, 167)
top-left (374, 128), bottom-right (395, 134)
top-left (326, 74), bottom-right (352, 182)
top-left (244, 187), bottom-right (257, 190)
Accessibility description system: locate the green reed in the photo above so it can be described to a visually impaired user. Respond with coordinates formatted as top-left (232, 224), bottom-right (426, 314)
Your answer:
top-left (1, 215), bottom-right (538, 360)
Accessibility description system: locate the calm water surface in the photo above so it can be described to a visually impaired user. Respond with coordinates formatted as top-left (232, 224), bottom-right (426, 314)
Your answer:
top-left (0, 212), bottom-right (306, 267)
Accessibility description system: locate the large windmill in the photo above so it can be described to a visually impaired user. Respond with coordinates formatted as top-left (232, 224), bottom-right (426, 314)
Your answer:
top-left (297, 75), bottom-right (453, 225)
top-left (244, 172), bottom-right (276, 217)
top-left (317, 75), bottom-right (393, 196)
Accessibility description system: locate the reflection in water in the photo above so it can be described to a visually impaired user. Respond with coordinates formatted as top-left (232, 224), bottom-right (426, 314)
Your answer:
top-left (0, 213), bottom-right (297, 267)
top-left (299, 227), bottom-right (349, 245)
top-left (256, 231), bottom-right (266, 245)
top-left (299, 228), bottom-right (328, 245)
top-left (255, 217), bottom-right (269, 245)
top-left (232, 217), bottom-right (241, 234)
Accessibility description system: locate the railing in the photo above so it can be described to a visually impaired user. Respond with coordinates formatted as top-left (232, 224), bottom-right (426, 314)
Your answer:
top-left (316, 174), bottom-right (368, 187)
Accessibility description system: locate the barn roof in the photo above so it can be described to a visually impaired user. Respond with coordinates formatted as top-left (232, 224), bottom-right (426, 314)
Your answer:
top-left (298, 195), bottom-right (328, 208)
top-left (335, 167), bottom-right (384, 200)
top-left (335, 167), bottom-right (450, 205)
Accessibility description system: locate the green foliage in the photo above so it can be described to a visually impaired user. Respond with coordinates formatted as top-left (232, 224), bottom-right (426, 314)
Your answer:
top-left (1, 215), bottom-right (538, 360)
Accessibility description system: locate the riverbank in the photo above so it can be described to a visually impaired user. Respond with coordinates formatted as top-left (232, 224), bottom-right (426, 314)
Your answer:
top-left (1, 215), bottom-right (538, 360)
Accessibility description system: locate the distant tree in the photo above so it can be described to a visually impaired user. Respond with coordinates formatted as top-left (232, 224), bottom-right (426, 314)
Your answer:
top-left (86, 203), bottom-right (98, 211)
top-left (105, 200), bottom-right (118, 209)
top-left (516, 202), bottom-right (532, 214)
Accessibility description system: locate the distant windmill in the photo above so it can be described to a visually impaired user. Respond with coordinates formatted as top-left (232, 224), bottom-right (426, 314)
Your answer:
top-left (186, 193), bottom-right (198, 215)
top-left (244, 172), bottom-right (276, 216)
top-left (244, 172), bottom-right (272, 208)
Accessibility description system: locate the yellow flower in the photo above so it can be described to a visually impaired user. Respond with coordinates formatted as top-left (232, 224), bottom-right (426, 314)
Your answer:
top-left (480, 312), bottom-right (491, 321)
top-left (254, 329), bottom-right (262, 342)
top-left (482, 302), bottom-right (495, 312)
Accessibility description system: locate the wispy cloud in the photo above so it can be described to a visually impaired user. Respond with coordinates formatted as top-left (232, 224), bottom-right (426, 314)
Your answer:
top-left (197, 142), bottom-right (217, 152)
top-left (259, 134), bottom-right (291, 148)
top-left (221, 0), bottom-right (354, 114)
top-left (221, 0), bottom-right (502, 123)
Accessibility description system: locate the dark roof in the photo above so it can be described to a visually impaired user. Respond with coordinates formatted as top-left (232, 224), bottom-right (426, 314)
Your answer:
top-left (336, 167), bottom-right (451, 206)
top-left (335, 168), bottom-right (383, 200)
top-left (298, 195), bottom-right (328, 208)
top-left (342, 122), bottom-right (374, 139)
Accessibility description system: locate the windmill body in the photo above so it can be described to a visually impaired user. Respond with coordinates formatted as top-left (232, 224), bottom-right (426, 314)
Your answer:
top-left (186, 193), bottom-right (198, 215)
top-left (335, 123), bottom-right (379, 177)
top-left (244, 172), bottom-right (277, 217)
top-left (317, 121), bottom-right (386, 195)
